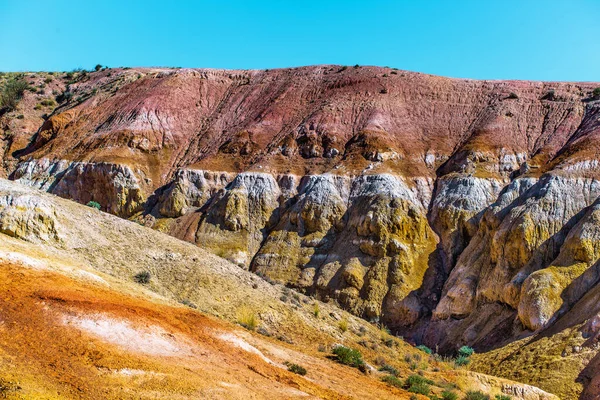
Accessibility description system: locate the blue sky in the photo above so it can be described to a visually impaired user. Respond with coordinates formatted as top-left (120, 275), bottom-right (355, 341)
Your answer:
top-left (1, 0), bottom-right (599, 81)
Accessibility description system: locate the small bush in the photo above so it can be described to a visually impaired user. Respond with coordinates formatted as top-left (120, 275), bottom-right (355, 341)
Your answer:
top-left (417, 345), bottom-right (432, 354)
top-left (454, 355), bottom-right (470, 367)
top-left (236, 305), bottom-right (258, 330)
top-left (407, 382), bottom-right (430, 395)
top-left (404, 374), bottom-right (434, 387)
top-left (495, 395), bottom-right (511, 400)
top-left (134, 271), bottom-right (151, 284)
top-left (507, 92), bottom-right (518, 99)
top-left (442, 390), bottom-right (459, 400)
top-left (285, 362), bottom-right (307, 376)
top-left (44, 77), bottom-right (53, 83)
top-left (541, 90), bottom-right (555, 100)
top-left (86, 201), bottom-right (101, 210)
top-left (378, 364), bottom-right (399, 376)
top-left (179, 299), bottom-right (197, 309)
top-left (458, 346), bottom-right (475, 358)
top-left (381, 375), bottom-right (403, 388)
top-left (0, 78), bottom-right (29, 111)
top-left (313, 303), bottom-right (320, 317)
top-left (332, 345), bottom-right (365, 371)
top-left (380, 88), bottom-right (388, 94)
top-left (16, 114), bottom-right (24, 119)
top-left (95, 64), bottom-right (103, 71)
top-left (55, 91), bottom-right (73, 103)
top-left (594, 87), bottom-right (600, 97)
top-left (464, 391), bottom-right (490, 400)
top-left (338, 318), bottom-right (348, 332)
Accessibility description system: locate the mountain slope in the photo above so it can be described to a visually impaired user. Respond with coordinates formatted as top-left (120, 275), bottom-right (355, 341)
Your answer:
top-left (2, 66), bottom-right (600, 398)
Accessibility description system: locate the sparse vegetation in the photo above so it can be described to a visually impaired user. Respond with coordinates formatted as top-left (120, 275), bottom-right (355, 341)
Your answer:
top-left (458, 346), bottom-right (475, 358)
top-left (179, 298), bottom-right (197, 309)
top-left (454, 355), bottom-right (470, 367)
top-left (338, 318), bottom-right (348, 332)
top-left (55, 90), bottom-right (73, 103)
top-left (464, 390), bottom-right (490, 400)
top-left (0, 77), bottom-right (29, 111)
top-left (134, 271), bottom-right (151, 284)
top-left (381, 375), bottom-right (403, 388)
top-left (236, 305), bottom-right (258, 330)
top-left (593, 87), bottom-right (600, 97)
top-left (313, 302), bottom-right (320, 317)
top-left (417, 345), bottom-right (432, 354)
top-left (507, 92), bottom-right (518, 99)
top-left (442, 390), bottom-right (459, 400)
top-left (541, 90), bottom-right (555, 100)
top-left (494, 395), bottom-right (511, 400)
top-left (95, 64), bottom-right (103, 72)
top-left (86, 201), bottom-right (101, 210)
top-left (332, 345), bottom-right (366, 371)
top-left (378, 364), bottom-right (399, 376)
top-left (40, 99), bottom-right (56, 107)
top-left (285, 362), bottom-right (307, 375)
top-left (404, 374), bottom-right (433, 395)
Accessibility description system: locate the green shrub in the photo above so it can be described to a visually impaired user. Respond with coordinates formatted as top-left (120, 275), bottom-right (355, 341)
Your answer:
top-left (0, 78), bottom-right (29, 111)
top-left (285, 362), bottom-right (307, 376)
top-left (378, 364), bottom-right (399, 376)
top-left (86, 201), bottom-right (101, 210)
top-left (458, 346), bottom-right (475, 357)
top-left (332, 345), bottom-right (365, 371)
top-left (464, 390), bottom-right (490, 400)
top-left (494, 395), bottom-right (511, 400)
top-left (55, 91), bottom-right (72, 103)
top-left (442, 390), bottom-right (459, 400)
top-left (381, 375), bottom-right (403, 388)
top-left (404, 374), bottom-right (434, 387)
top-left (40, 99), bottom-right (56, 107)
top-left (44, 77), bottom-right (53, 83)
top-left (134, 271), bottom-right (151, 284)
top-left (95, 64), bottom-right (103, 72)
top-left (594, 87), bottom-right (600, 97)
top-left (338, 318), bottom-right (348, 332)
top-left (417, 345), bottom-right (433, 354)
top-left (454, 356), bottom-right (470, 367)
top-left (407, 381), bottom-right (430, 395)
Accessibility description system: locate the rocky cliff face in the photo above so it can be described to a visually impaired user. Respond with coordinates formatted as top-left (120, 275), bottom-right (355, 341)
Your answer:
top-left (3, 65), bottom-right (600, 398)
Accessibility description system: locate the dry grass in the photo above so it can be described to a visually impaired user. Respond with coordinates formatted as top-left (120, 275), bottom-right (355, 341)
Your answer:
top-left (236, 305), bottom-right (258, 331)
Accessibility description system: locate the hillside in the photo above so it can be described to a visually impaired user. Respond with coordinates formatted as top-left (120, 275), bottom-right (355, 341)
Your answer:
top-left (0, 179), bottom-right (557, 399)
top-left (2, 65), bottom-right (600, 398)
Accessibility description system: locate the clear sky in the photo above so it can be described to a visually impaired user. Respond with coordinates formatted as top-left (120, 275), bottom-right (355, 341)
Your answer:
top-left (1, 0), bottom-right (599, 81)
